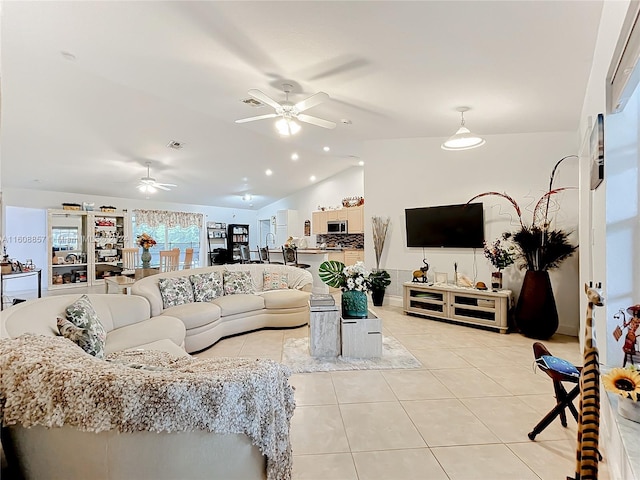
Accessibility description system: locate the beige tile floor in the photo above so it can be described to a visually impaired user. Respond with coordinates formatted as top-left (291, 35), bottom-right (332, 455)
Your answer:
top-left (194, 304), bottom-right (612, 480)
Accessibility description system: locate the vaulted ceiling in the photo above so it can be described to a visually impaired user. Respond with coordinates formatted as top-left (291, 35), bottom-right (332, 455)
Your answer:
top-left (1, 1), bottom-right (603, 209)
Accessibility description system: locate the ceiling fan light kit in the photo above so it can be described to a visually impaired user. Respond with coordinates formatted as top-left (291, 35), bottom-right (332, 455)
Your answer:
top-left (137, 162), bottom-right (177, 193)
top-left (236, 83), bottom-right (336, 135)
top-left (441, 107), bottom-right (486, 151)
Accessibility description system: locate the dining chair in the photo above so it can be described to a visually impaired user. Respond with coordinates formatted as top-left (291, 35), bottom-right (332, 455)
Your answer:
top-left (159, 249), bottom-right (180, 272)
top-left (260, 247), bottom-right (283, 265)
top-left (281, 246), bottom-right (310, 269)
top-left (120, 248), bottom-right (139, 277)
top-left (183, 248), bottom-right (194, 269)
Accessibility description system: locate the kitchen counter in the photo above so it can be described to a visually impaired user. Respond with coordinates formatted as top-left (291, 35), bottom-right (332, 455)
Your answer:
top-left (268, 248), bottom-right (363, 254)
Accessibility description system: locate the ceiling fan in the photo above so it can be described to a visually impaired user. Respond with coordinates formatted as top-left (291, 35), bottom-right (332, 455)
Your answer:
top-left (137, 162), bottom-right (176, 193)
top-left (236, 83), bottom-right (336, 135)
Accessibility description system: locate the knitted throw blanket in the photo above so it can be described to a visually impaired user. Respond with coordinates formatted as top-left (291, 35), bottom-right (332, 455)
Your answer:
top-left (0, 334), bottom-right (295, 480)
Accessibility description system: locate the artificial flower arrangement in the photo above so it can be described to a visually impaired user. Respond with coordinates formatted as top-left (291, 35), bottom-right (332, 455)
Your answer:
top-left (483, 234), bottom-right (516, 271)
top-left (602, 365), bottom-right (640, 402)
top-left (136, 233), bottom-right (157, 249)
top-left (318, 260), bottom-right (371, 292)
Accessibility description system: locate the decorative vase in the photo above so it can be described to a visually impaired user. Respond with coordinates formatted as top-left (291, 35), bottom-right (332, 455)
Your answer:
top-left (141, 248), bottom-right (151, 269)
top-left (491, 271), bottom-right (503, 290)
top-left (341, 290), bottom-right (368, 319)
top-left (515, 270), bottom-right (559, 339)
top-left (617, 396), bottom-right (640, 423)
top-left (371, 288), bottom-right (385, 307)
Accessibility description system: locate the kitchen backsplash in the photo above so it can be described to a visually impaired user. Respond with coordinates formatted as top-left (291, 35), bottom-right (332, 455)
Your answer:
top-left (317, 234), bottom-right (364, 249)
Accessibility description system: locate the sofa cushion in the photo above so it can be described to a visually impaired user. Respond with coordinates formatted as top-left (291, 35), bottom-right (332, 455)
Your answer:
top-left (263, 271), bottom-right (288, 291)
top-left (223, 270), bottom-right (255, 295)
top-left (260, 289), bottom-right (310, 310)
top-left (190, 272), bottom-right (223, 302)
top-left (162, 302), bottom-right (222, 330)
top-left (105, 315), bottom-right (186, 356)
top-left (211, 294), bottom-right (265, 317)
top-left (65, 295), bottom-right (107, 359)
top-left (158, 277), bottom-right (194, 308)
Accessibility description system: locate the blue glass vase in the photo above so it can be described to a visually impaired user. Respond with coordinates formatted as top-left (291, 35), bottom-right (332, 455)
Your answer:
top-left (341, 290), bottom-right (368, 319)
top-left (141, 248), bottom-right (151, 269)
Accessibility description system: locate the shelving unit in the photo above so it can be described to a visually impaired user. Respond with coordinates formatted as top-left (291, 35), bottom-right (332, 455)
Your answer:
top-left (47, 209), bottom-right (130, 289)
top-left (403, 282), bottom-right (511, 333)
top-left (227, 224), bottom-right (249, 263)
top-left (91, 213), bottom-right (128, 284)
top-left (207, 221), bottom-right (227, 265)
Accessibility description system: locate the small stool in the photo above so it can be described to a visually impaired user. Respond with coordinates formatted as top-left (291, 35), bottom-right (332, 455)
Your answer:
top-left (528, 342), bottom-right (581, 440)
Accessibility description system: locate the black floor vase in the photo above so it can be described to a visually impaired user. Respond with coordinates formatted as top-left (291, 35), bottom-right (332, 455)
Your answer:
top-left (515, 270), bottom-right (559, 339)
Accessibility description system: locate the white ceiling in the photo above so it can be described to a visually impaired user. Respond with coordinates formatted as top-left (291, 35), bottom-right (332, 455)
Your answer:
top-left (1, 1), bottom-right (603, 209)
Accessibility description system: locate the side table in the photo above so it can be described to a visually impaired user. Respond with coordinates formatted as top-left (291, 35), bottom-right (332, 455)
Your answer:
top-left (341, 311), bottom-right (382, 358)
top-left (308, 302), bottom-right (341, 357)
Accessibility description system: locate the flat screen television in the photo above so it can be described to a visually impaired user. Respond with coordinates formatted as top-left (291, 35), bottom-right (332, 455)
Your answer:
top-left (405, 203), bottom-right (485, 248)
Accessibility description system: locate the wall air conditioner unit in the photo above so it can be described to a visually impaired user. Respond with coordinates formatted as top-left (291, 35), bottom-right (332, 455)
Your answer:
top-left (607, 2), bottom-right (640, 114)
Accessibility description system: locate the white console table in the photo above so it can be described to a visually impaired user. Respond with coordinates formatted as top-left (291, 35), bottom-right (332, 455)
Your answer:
top-left (403, 282), bottom-right (511, 333)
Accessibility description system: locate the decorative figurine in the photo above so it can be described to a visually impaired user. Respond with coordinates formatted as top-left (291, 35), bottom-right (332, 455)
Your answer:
top-left (612, 304), bottom-right (640, 367)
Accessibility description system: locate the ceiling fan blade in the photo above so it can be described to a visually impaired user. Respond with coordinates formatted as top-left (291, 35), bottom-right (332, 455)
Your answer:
top-left (297, 113), bottom-right (336, 129)
top-left (154, 184), bottom-right (171, 191)
top-left (156, 183), bottom-right (177, 187)
top-left (235, 113), bottom-right (278, 124)
top-left (295, 92), bottom-right (329, 112)
top-left (247, 89), bottom-right (282, 110)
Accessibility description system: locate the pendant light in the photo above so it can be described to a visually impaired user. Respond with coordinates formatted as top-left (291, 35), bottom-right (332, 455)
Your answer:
top-left (441, 107), bottom-right (485, 151)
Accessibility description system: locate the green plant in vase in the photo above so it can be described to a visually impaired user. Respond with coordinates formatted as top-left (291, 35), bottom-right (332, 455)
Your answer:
top-left (319, 260), bottom-right (371, 318)
top-left (369, 269), bottom-right (391, 306)
top-left (371, 215), bottom-right (391, 306)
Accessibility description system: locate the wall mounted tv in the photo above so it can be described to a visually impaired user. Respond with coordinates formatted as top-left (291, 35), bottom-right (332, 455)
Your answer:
top-left (405, 203), bottom-right (485, 248)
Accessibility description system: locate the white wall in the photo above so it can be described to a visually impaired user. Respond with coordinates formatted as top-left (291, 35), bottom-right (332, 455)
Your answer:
top-left (363, 132), bottom-right (580, 335)
top-left (578, 0), bottom-right (631, 364)
top-left (2, 188), bottom-right (258, 286)
top-left (256, 167), bottom-right (364, 239)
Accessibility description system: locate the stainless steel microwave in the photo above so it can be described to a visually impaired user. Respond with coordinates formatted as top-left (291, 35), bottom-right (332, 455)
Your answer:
top-left (327, 220), bottom-right (348, 234)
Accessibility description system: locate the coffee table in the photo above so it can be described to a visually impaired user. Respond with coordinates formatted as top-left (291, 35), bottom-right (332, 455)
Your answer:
top-left (341, 310), bottom-right (382, 358)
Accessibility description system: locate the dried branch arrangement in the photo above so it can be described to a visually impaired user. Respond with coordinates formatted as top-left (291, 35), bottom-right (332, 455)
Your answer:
top-left (372, 216), bottom-right (390, 270)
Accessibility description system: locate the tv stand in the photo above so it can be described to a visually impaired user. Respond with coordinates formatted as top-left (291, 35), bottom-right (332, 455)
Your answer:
top-left (403, 282), bottom-right (511, 333)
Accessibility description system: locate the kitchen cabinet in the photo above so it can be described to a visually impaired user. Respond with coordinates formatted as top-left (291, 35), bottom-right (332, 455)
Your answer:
top-left (343, 249), bottom-right (364, 265)
top-left (346, 206), bottom-right (364, 234)
top-left (327, 251), bottom-right (344, 263)
top-left (312, 211), bottom-right (327, 235)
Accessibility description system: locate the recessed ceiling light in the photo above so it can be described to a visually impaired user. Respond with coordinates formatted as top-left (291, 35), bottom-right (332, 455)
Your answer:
top-left (358, 160), bottom-right (365, 166)
top-left (60, 51), bottom-right (76, 61)
top-left (310, 175), bottom-right (317, 182)
top-left (265, 169), bottom-right (273, 176)
top-left (323, 146), bottom-right (330, 152)
top-left (291, 153), bottom-right (299, 161)
top-left (242, 177), bottom-right (248, 182)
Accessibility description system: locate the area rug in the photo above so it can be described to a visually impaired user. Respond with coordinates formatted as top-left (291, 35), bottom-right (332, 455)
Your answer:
top-left (281, 336), bottom-right (422, 373)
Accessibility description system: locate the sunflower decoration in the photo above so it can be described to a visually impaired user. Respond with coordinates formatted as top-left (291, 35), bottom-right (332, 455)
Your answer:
top-left (602, 367), bottom-right (640, 401)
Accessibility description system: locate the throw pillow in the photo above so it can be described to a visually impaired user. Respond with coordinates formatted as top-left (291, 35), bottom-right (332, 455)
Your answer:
top-left (190, 272), bottom-right (224, 302)
top-left (158, 277), bottom-right (195, 309)
top-left (57, 317), bottom-right (99, 356)
top-left (64, 295), bottom-right (107, 359)
top-left (223, 270), bottom-right (255, 295)
top-left (263, 271), bottom-right (289, 291)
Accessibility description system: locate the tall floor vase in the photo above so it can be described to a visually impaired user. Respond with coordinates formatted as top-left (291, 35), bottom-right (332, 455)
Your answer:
top-left (515, 270), bottom-right (559, 339)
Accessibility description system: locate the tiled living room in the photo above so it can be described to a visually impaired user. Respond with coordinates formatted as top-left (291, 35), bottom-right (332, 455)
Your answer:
top-left (2, 1), bottom-right (640, 479)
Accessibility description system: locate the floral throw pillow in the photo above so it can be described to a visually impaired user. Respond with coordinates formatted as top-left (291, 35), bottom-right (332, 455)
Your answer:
top-left (64, 295), bottom-right (107, 359)
top-left (57, 317), bottom-right (101, 357)
top-left (190, 272), bottom-right (223, 302)
top-left (158, 277), bottom-right (195, 308)
top-left (263, 271), bottom-right (289, 291)
top-left (223, 270), bottom-right (255, 295)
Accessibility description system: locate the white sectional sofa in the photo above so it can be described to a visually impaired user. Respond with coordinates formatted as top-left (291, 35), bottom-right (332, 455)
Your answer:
top-left (0, 293), bottom-right (295, 480)
top-left (132, 264), bottom-right (313, 353)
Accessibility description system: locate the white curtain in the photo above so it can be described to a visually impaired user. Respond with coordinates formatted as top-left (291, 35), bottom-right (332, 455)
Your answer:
top-left (133, 209), bottom-right (203, 229)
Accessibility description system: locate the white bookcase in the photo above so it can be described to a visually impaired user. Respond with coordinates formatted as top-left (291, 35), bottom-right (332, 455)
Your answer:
top-left (403, 282), bottom-right (512, 333)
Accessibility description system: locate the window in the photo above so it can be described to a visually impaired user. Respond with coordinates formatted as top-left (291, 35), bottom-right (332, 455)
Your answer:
top-left (132, 210), bottom-right (203, 268)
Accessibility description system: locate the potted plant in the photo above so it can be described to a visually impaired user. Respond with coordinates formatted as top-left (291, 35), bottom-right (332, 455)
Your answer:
top-left (370, 216), bottom-right (391, 306)
top-left (483, 234), bottom-right (515, 290)
top-left (319, 260), bottom-right (371, 318)
top-left (468, 156), bottom-right (578, 339)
